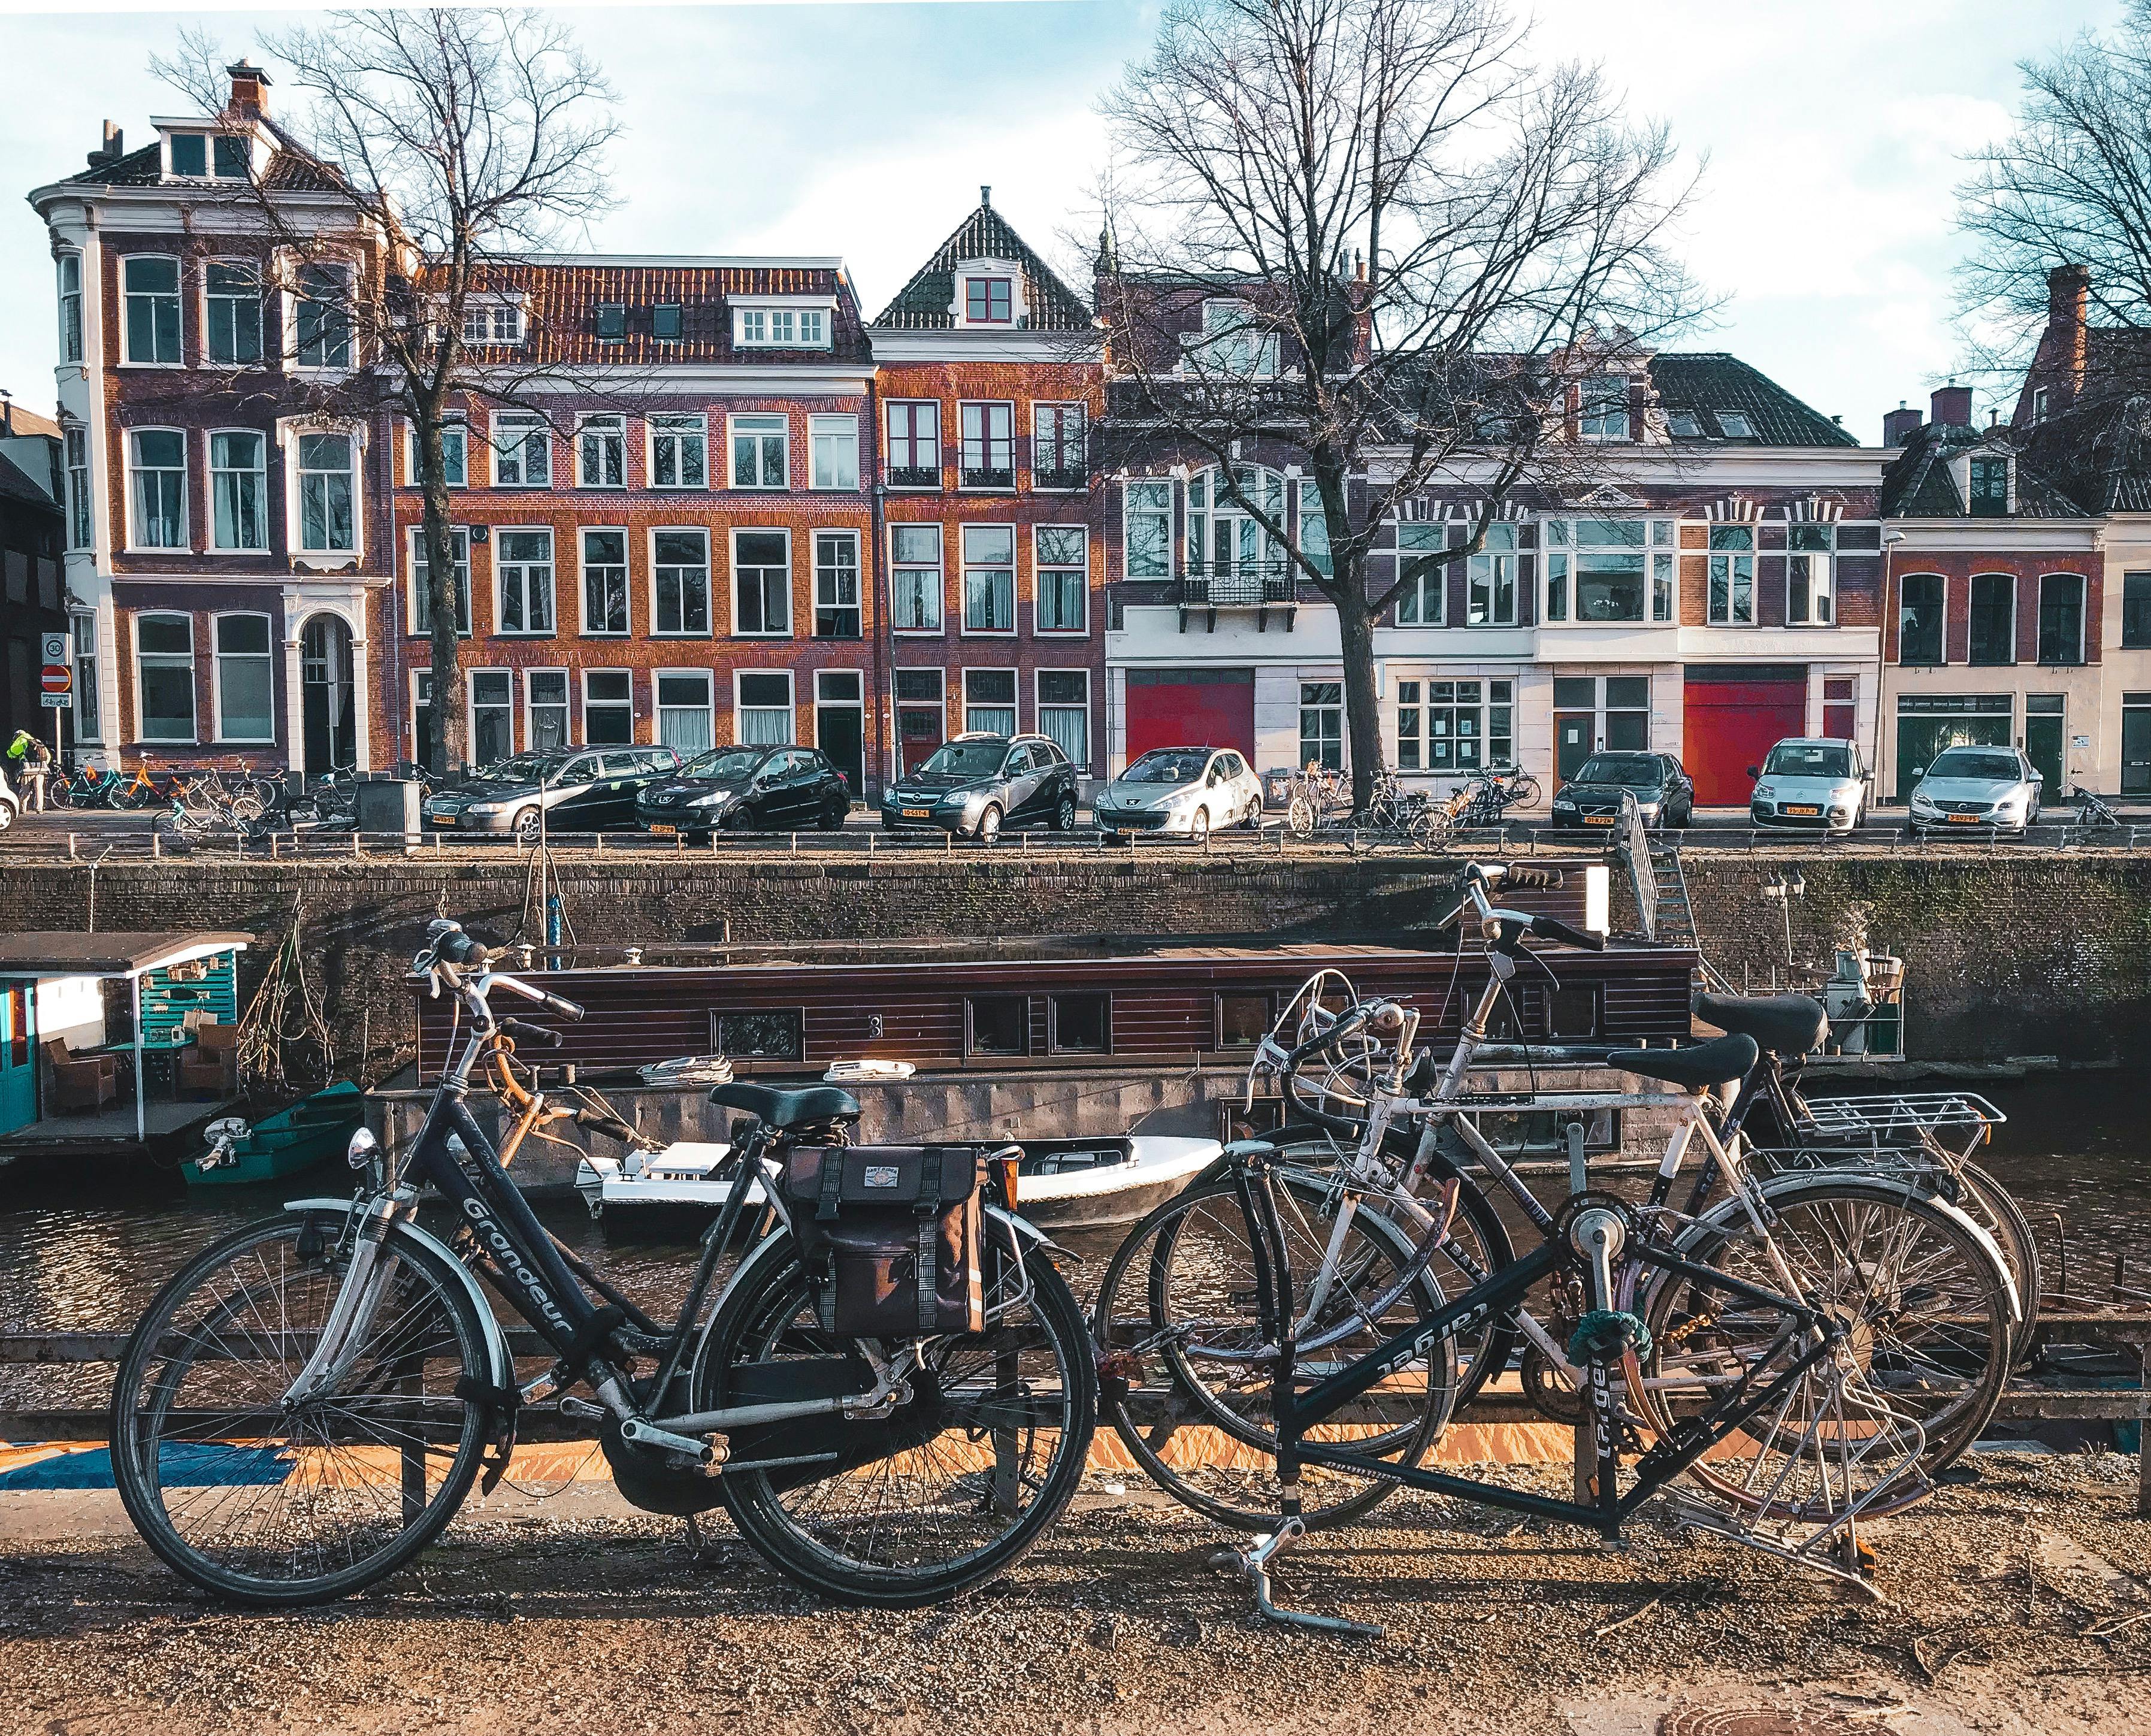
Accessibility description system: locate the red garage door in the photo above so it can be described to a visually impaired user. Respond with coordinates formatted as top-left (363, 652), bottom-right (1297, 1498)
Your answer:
top-left (1683, 665), bottom-right (1807, 806)
top-left (1126, 667), bottom-right (1255, 763)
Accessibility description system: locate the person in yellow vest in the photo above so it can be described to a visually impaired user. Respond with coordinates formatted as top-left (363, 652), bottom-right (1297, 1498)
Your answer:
top-left (6, 730), bottom-right (50, 812)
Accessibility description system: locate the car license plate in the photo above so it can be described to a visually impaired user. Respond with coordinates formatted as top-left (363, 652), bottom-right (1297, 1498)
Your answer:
top-left (903, 807), bottom-right (931, 819)
top-left (1785, 804), bottom-right (1820, 816)
top-left (430, 814), bottom-right (455, 826)
top-left (1584, 813), bottom-right (1615, 825)
top-left (1946, 813), bottom-right (1978, 824)
top-left (648, 823), bottom-right (676, 837)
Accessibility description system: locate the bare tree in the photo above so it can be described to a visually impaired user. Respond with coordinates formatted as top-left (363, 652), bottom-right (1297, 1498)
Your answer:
top-left (1096, 0), bottom-right (1702, 806)
top-left (155, 9), bottom-right (619, 774)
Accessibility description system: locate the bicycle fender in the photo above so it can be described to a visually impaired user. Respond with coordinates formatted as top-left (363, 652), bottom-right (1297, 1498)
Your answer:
top-left (987, 1202), bottom-right (1079, 1264)
top-left (284, 1198), bottom-right (516, 1389)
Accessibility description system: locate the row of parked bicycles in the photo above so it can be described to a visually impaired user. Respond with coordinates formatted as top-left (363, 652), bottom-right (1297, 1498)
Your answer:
top-left (107, 864), bottom-right (2037, 1630)
top-left (1280, 763), bottom-right (1541, 846)
top-left (43, 759), bottom-right (433, 839)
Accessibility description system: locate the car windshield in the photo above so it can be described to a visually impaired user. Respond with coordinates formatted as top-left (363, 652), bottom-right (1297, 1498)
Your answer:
top-left (1927, 749), bottom-right (2020, 781)
top-left (1574, 755), bottom-right (1660, 787)
top-left (1122, 751), bottom-right (1209, 785)
top-left (1764, 744), bottom-right (1851, 778)
top-left (681, 748), bottom-right (767, 782)
top-left (472, 754), bottom-right (552, 785)
top-left (916, 740), bottom-right (1008, 779)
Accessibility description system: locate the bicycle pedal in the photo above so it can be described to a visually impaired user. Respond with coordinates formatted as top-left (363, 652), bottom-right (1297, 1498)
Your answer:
top-left (556, 1395), bottom-right (604, 1422)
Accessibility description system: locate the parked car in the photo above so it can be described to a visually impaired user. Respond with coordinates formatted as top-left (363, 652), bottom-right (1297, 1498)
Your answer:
top-left (636, 744), bottom-right (849, 839)
top-left (422, 746), bottom-right (682, 841)
top-left (0, 767), bottom-right (16, 831)
top-left (1747, 738), bottom-right (1870, 833)
top-left (1093, 746), bottom-right (1263, 840)
top-left (879, 733), bottom-right (1079, 841)
top-left (1548, 752), bottom-right (1694, 829)
top-left (1907, 745), bottom-right (2043, 834)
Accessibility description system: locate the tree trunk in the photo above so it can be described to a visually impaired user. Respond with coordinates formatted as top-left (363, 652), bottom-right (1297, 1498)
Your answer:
top-left (415, 415), bottom-right (464, 777)
top-left (1335, 588), bottom-right (1385, 813)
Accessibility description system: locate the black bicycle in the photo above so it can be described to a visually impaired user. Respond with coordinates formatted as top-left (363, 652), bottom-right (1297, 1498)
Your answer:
top-left (109, 919), bottom-right (1094, 1607)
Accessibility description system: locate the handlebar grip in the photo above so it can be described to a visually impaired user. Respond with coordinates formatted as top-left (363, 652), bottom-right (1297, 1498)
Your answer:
top-left (1530, 913), bottom-right (1605, 951)
top-left (538, 992), bottom-right (585, 1021)
top-left (573, 1107), bottom-right (641, 1145)
top-left (1503, 865), bottom-right (1564, 890)
top-left (1285, 1002), bottom-right (1372, 1067)
top-left (499, 1018), bottom-right (564, 1049)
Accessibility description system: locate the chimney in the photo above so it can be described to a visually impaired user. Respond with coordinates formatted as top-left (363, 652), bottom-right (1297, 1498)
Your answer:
top-left (227, 59), bottom-right (271, 116)
top-left (1929, 382), bottom-right (1973, 428)
top-left (1881, 399), bottom-right (1922, 447)
top-left (979, 185), bottom-right (991, 209)
top-left (2047, 262), bottom-right (2089, 403)
top-left (87, 120), bottom-right (123, 168)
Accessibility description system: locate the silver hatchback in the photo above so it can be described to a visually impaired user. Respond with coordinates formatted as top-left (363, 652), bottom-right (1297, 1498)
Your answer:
top-left (1748, 738), bottom-right (1869, 833)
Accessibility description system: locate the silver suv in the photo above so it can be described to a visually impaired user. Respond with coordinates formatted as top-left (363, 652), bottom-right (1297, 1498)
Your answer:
top-left (1748, 738), bottom-right (1869, 833)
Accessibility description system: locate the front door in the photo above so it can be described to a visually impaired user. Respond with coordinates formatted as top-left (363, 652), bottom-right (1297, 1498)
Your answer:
top-left (0, 982), bottom-right (35, 1136)
top-left (814, 673), bottom-right (865, 802)
top-left (2125, 697), bottom-right (2151, 796)
top-left (2024, 700), bottom-right (2065, 795)
top-left (1555, 712), bottom-right (1594, 783)
top-left (300, 615), bottom-right (356, 772)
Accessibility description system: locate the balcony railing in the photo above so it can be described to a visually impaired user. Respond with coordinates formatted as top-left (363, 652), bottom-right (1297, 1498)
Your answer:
top-left (960, 462), bottom-right (1015, 489)
top-left (1030, 437), bottom-right (1090, 491)
top-left (1172, 562), bottom-right (1296, 608)
top-left (885, 462), bottom-right (940, 489)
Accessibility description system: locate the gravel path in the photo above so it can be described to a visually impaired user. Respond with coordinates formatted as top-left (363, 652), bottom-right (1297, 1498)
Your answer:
top-left (1, 1453), bottom-right (2147, 1735)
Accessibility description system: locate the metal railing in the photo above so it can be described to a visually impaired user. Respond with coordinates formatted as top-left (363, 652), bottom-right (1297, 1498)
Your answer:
top-left (1171, 562), bottom-right (1296, 608)
top-left (1029, 438), bottom-right (1089, 491)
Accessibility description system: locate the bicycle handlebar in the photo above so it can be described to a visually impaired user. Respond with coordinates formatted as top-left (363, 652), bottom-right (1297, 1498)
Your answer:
top-left (1529, 912), bottom-right (1605, 952)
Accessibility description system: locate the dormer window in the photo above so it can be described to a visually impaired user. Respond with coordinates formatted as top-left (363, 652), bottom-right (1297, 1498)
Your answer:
top-left (213, 135), bottom-right (249, 178)
top-left (1579, 376), bottom-right (1630, 440)
top-left (2031, 387), bottom-right (2049, 424)
top-left (165, 131), bottom-right (250, 179)
top-left (966, 277), bottom-right (1014, 323)
top-left (1715, 410), bottom-right (1755, 439)
top-left (1665, 410), bottom-right (1702, 438)
top-left (170, 134), bottom-right (208, 177)
top-left (461, 301), bottom-right (525, 346)
top-left (595, 303), bottom-right (626, 342)
top-left (1969, 454), bottom-right (2009, 516)
top-left (1189, 300), bottom-right (1279, 378)
top-left (652, 303), bottom-right (683, 341)
top-left (733, 304), bottom-right (830, 349)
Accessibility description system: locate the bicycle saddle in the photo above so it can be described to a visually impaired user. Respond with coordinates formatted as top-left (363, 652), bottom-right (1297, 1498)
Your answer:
top-left (1601, 1033), bottom-right (1759, 1088)
top-left (1692, 992), bottom-right (1828, 1058)
top-left (709, 1081), bottom-right (861, 1128)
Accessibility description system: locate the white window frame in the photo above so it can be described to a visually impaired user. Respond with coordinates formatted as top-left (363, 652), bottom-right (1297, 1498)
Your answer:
top-left (494, 525), bottom-right (557, 636)
top-left (1035, 668), bottom-right (1091, 770)
top-left (654, 668), bottom-right (717, 755)
top-left (406, 524), bottom-right (471, 637)
top-left (579, 525), bottom-right (631, 637)
top-left (210, 609), bottom-right (276, 743)
top-left (1715, 410), bottom-right (1756, 440)
top-left (733, 668), bottom-right (796, 747)
top-left (890, 522), bottom-right (945, 634)
top-left (409, 669), bottom-right (434, 766)
top-left (730, 303), bottom-right (831, 349)
top-left (576, 413), bottom-right (627, 489)
top-left (202, 258), bottom-right (263, 367)
top-left (207, 428), bottom-right (269, 554)
top-left (960, 522), bottom-right (1016, 636)
top-left (1033, 524), bottom-right (1088, 634)
top-left (64, 427), bottom-right (92, 552)
top-left (1787, 522), bottom-right (1836, 627)
top-left (126, 427), bottom-right (189, 552)
top-left (1297, 477), bottom-right (1333, 578)
top-left (56, 252), bottom-right (83, 365)
top-left (885, 400), bottom-right (940, 487)
top-left (291, 261), bottom-right (353, 372)
top-left (466, 668), bottom-right (516, 766)
top-left (122, 254), bottom-right (183, 367)
top-left (893, 666), bottom-right (946, 753)
top-left (459, 298), bottom-right (526, 347)
top-left (1299, 681), bottom-right (1344, 770)
top-left (1185, 298), bottom-right (1279, 379)
top-left (650, 527), bottom-right (712, 637)
top-left (731, 527), bottom-right (793, 638)
top-left (1578, 375), bottom-right (1630, 441)
top-left (961, 666), bottom-right (1019, 737)
top-left (728, 413), bottom-right (789, 489)
top-left (648, 413), bottom-right (708, 490)
top-left (524, 666), bottom-right (571, 752)
top-left (1393, 677), bottom-right (1515, 774)
top-left (135, 611), bottom-right (198, 744)
top-left (809, 414), bottom-right (860, 491)
top-left (1467, 523), bottom-right (1519, 626)
top-left (1541, 516), bottom-right (1677, 625)
top-left (580, 667), bottom-right (637, 745)
top-left (958, 401), bottom-right (1016, 490)
top-left (72, 613), bottom-right (101, 743)
top-left (1394, 524), bottom-right (1447, 625)
top-left (1031, 403), bottom-right (1087, 491)
top-left (812, 529), bottom-right (861, 639)
top-left (489, 412), bottom-right (552, 487)
top-left (1707, 524), bottom-right (1757, 627)
top-left (291, 426), bottom-right (360, 556)
top-left (2039, 571), bottom-right (2089, 665)
top-left (1123, 479), bottom-right (1174, 580)
top-left (404, 419), bottom-right (467, 488)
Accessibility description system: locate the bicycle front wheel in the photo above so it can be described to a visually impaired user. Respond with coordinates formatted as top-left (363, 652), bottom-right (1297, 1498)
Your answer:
top-left (111, 1209), bottom-right (494, 1605)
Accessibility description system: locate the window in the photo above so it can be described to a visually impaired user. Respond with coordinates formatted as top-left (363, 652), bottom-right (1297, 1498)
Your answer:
top-left (208, 431), bottom-right (266, 551)
top-left (715, 1009), bottom-right (803, 1061)
top-left (583, 669), bottom-right (634, 743)
top-left (56, 254), bottom-right (82, 363)
top-left (2038, 573), bottom-right (2086, 664)
top-left (137, 613), bottom-right (195, 742)
top-left (966, 277), bottom-right (1014, 324)
top-left (1787, 522), bottom-right (1834, 625)
top-left (1297, 479), bottom-right (1333, 577)
top-left (1299, 682), bottom-right (1342, 770)
top-left (577, 415), bottom-right (625, 487)
top-left (515, 669), bottom-right (569, 752)
top-left (294, 264), bottom-right (351, 368)
top-left (655, 670), bottom-right (715, 754)
top-left (1050, 993), bottom-right (1109, 1054)
top-left (1603, 676), bottom-right (1651, 750)
top-left (653, 529), bottom-right (711, 634)
top-left (810, 415), bottom-right (859, 490)
top-left (1038, 670), bottom-right (1090, 767)
top-left (1968, 455), bottom-right (2009, 516)
top-left (461, 302), bottom-right (524, 346)
top-left (736, 671), bottom-right (794, 745)
top-left (72, 615), bottom-right (100, 743)
top-left (491, 413), bottom-right (550, 486)
top-left (205, 262), bottom-right (262, 364)
top-left (293, 431), bottom-right (355, 553)
top-left (580, 528), bottom-right (630, 635)
top-left (2032, 387), bottom-right (2050, 425)
top-left (129, 430), bottom-right (187, 549)
top-left (963, 667), bottom-right (1016, 736)
top-left (1968, 573), bottom-right (2015, 666)
top-left (652, 303), bottom-right (683, 341)
top-left (966, 996), bottom-right (1028, 1056)
top-left (1714, 410), bottom-right (1755, 439)
top-left (213, 133), bottom-right (249, 178)
top-left (123, 256), bottom-right (181, 364)
top-left (959, 402), bottom-right (1015, 488)
top-left (1188, 466), bottom-right (1284, 583)
top-left (886, 401), bottom-right (940, 486)
top-left (1665, 409), bottom-right (1702, 438)
top-left (168, 132), bottom-right (207, 177)
top-left (64, 429), bottom-right (90, 549)
top-left (1124, 480), bottom-right (1173, 579)
top-left (212, 613), bottom-right (273, 742)
top-left (1192, 299), bottom-right (1278, 376)
top-left (595, 303), bottom-right (626, 341)
top-left (1218, 992), bottom-right (1273, 1049)
top-left (496, 528), bottom-right (555, 634)
top-left (1396, 679), bottom-right (1513, 772)
top-left (1394, 524), bottom-right (1445, 624)
top-left (407, 422), bottom-right (468, 488)
top-left (2124, 573), bottom-right (2151, 649)
top-left (410, 670), bottom-right (437, 770)
top-left (1033, 404), bottom-right (1087, 489)
top-left (733, 530), bottom-right (791, 636)
top-left (1542, 517), bottom-right (1674, 624)
top-left (733, 305), bottom-right (828, 348)
top-left (1580, 376), bottom-right (1629, 440)
top-left (961, 524), bottom-right (1015, 631)
top-left (1034, 526), bottom-right (1087, 631)
top-left (1898, 572), bottom-right (1944, 664)
top-left (1707, 524), bottom-right (1755, 625)
top-left (468, 670), bottom-right (514, 765)
top-left (410, 527), bottom-right (471, 636)
top-left (730, 413), bottom-right (788, 488)
top-left (891, 525), bottom-right (943, 631)
top-left (1468, 523), bottom-right (1518, 625)
top-left (649, 415), bottom-right (707, 488)
top-left (813, 531), bottom-right (860, 637)
top-left (896, 668), bottom-right (945, 769)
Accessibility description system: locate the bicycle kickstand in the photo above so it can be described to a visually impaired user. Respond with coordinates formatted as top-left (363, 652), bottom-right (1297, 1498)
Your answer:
top-left (1213, 1508), bottom-right (1385, 1640)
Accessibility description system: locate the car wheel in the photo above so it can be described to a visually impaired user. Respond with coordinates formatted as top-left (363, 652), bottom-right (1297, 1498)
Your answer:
top-left (511, 807), bottom-right (541, 845)
top-left (975, 804), bottom-right (1003, 844)
top-left (0, 801), bottom-right (14, 833)
top-left (817, 803), bottom-right (845, 832)
top-left (1052, 793), bottom-right (1076, 831)
top-left (1190, 806), bottom-right (1210, 844)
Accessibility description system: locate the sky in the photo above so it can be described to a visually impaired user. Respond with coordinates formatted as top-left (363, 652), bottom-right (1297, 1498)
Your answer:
top-left (0, 0), bottom-right (2122, 444)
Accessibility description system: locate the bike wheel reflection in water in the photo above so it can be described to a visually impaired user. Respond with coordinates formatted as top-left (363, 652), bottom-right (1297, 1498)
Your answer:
top-left (696, 1231), bottom-right (1095, 1607)
top-left (1092, 1175), bottom-right (1453, 1532)
top-left (110, 1210), bottom-right (492, 1605)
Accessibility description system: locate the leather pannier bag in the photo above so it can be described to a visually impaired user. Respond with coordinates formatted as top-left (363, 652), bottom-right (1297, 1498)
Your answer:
top-left (781, 1145), bottom-right (987, 1336)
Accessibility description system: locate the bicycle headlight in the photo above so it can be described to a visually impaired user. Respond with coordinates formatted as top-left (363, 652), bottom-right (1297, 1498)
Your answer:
top-left (346, 1126), bottom-right (386, 1188)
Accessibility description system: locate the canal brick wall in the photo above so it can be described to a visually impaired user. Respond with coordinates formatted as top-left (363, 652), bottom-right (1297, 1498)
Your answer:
top-left (1, 846), bottom-right (2144, 1070)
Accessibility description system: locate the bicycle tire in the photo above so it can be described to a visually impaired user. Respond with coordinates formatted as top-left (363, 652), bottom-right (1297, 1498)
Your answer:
top-left (111, 1208), bottom-right (492, 1606)
top-left (697, 1227), bottom-right (1094, 1608)
top-left (1953, 1160), bottom-right (2043, 1360)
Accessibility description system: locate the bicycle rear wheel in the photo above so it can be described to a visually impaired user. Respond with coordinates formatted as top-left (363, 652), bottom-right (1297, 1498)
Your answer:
top-left (111, 1209), bottom-right (493, 1605)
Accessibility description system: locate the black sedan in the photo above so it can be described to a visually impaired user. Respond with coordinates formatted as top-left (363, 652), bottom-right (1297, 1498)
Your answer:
top-left (636, 744), bottom-right (850, 839)
top-left (422, 746), bottom-right (682, 842)
top-left (1548, 752), bottom-right (1694, 830)
top-left (879, 733), bottom-right (1080, 841)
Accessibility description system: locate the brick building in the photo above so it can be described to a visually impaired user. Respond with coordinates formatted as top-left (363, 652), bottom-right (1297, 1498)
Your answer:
top-left (0, 402), bottom-right (68, 753)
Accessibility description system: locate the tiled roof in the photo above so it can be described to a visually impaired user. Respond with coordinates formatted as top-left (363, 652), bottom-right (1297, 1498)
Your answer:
top-left (1646, 353), bottom-right (1857, 447)
top-left (1, 403), bottom-right (62, 440)
top-left (873, 200), bottom-right (1092, 332)
top-left (0, 450), bottom-right (58, 511)
top-left (1880, 420), bottom-right (2087, 519)
top-left (66, 143), bottom-right (162, 186)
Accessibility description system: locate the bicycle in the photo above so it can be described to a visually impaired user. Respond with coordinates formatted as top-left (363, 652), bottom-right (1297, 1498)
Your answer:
top-left (1451, 766), bottom-right (1540, 827)
top-left (1282, 761), bottom-right (1350, 838)
top-left (110, 918), bottom-right (1096, 1607)
top-left (2070, 781), bottom-right (2120, 829)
